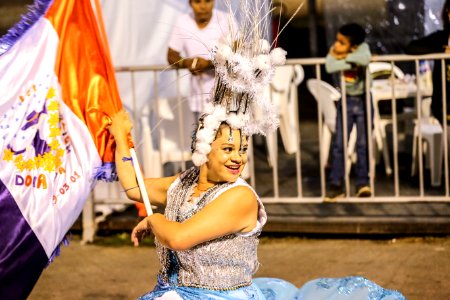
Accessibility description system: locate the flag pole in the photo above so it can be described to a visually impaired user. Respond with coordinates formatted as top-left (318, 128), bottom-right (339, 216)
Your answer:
top-left (129, 148), bottom-right (153, 215)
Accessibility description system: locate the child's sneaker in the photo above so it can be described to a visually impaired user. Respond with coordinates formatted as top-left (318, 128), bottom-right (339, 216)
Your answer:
top-left (356, 185), bottom-right (371, 197)
top-left (324, 185), bottom-right (345, 202)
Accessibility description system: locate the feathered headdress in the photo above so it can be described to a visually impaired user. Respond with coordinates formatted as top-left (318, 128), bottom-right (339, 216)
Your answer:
top-left (191, 0), bottom-right (287, 166)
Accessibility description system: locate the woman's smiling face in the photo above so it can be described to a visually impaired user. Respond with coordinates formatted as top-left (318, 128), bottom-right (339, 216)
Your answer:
top-left (205, 125), bottom-right (248, 183)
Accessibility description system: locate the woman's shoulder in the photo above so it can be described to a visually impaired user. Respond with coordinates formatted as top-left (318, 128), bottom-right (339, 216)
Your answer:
top-left (226, 178), bottom-right (257, 196)
top-left (213, 181), bottom-right (259, 211)
top-left (227, 183), bottom-right (256, 197)
top-left (209, 179), bottom-right (255, 201)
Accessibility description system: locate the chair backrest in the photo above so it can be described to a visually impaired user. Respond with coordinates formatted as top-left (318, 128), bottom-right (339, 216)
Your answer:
top-left (293, 65), bottom-right (304, 85)
top-left (139, 98), bottom-right (193, 177)
top-left (368, 62), bottom-right (405, 80)
top-left (263, 65), bottom-right (304, 156)
top-left (270, 65), bottom-right (305, 92)
top-left (306, 79), bottom-right (341, 133)
top-left (271, 65), bottom-right (295, 92)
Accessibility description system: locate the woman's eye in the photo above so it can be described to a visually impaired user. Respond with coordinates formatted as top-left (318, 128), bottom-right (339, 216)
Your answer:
top-left (223, 147), bottom-right (232, 152)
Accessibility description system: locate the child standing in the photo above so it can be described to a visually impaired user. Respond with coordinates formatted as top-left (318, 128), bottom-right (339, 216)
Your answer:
top-left (325, 23), bottom-right (372, 201)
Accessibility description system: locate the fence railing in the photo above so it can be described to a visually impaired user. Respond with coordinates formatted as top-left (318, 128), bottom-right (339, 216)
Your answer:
top-left (81, 54), bottom-right (450, 242)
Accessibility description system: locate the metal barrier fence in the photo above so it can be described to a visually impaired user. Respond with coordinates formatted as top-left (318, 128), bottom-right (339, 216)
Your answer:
top-left (81, 54), bottom-right (450, 242)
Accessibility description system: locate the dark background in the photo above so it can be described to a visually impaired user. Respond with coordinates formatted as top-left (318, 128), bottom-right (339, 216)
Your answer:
top-left (1, 0), bottom-right (445, 120)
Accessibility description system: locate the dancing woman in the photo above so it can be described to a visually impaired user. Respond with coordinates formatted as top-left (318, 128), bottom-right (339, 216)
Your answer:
top-left (109, 110), bottom-right (267, 299)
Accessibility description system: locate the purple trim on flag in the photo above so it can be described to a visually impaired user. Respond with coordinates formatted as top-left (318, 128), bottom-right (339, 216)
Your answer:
top-left (94, 162), bottom-right (118, 182)
top-left (0, 0), bottom-right (54, 56)
top-left (0, 179), bottom-right (48, 300)
top-left (47, 234), bottom-right (71, 266)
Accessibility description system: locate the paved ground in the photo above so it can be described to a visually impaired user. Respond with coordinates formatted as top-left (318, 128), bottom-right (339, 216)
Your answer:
top-left (29, 234), bottom-right (450, 300)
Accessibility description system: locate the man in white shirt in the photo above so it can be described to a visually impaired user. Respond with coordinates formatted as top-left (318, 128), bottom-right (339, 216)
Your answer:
top-left (167, 0), bottom-right (231, 119)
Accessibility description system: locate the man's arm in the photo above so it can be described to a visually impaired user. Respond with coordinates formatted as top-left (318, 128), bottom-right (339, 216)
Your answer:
top-left (167, 47), bottom-right (184, 67)
top-left (167, 47), bottom-right (212, 73)
top-left (405, 31), bottom-right (446, 55)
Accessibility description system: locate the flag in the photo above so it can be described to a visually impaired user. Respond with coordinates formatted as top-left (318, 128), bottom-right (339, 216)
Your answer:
top-left (0, 0), bottom-right (123, 298)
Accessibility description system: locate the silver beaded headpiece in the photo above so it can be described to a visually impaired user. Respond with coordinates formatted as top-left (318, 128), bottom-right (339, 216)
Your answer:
top-left (191, 0), bottom-right (287, 166)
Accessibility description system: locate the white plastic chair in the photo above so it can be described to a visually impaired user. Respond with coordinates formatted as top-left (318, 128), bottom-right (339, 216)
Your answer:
top-left (369, 62), bottom-right (407, 175)
top-left (369, 61), bottom-right (435, 177)
top-left (368, 62), bottom-right (405, 80)
top-left (411, 116), bottom-right (443, 187)
top-left (141, 98), bottom-right (192, 178)
top-left (306, 79), bottom-right (357, 173)
top-left (265, 65), bottom-right (304, 167)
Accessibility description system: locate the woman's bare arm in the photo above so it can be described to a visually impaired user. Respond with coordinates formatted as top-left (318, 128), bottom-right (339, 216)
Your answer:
top-left (108, 110), bottom-right (176, 208)
top-left (132, 185), bottom-right (258, 249)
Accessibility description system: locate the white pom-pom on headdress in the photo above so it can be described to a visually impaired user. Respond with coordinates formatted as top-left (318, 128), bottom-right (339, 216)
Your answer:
top-left (254, 54), bottom-right (271, 71)
top-left (259, 39), bottom-right (271, 53)
top-left (196, 127), bottom-right (216, 144)
top-left (192, 152), bottom-right (209, 166)
top-left (195, 142), bottom-right (212, 155)
top-left (226, 112), bottom-right (245, 129)
top-left (270, 47), bottom-right (287, 66)
top-left (203, 102), bottom-right (215, 115)
top-left (216, 44), bottom-right (233, 65)
top-left (203, 114), bottom-right (220, 129)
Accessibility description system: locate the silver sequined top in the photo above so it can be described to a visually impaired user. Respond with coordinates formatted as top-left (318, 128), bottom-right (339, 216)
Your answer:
top-left (155, 167), bottom-right (267, 290)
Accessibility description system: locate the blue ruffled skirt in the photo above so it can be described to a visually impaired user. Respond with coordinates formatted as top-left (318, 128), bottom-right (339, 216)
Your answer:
top-left (139, 252), bottom-right (405, 299)
top-left (140, 276), bottom-right (405, 300)
top-left (255, 277), bottom-right (405, 300)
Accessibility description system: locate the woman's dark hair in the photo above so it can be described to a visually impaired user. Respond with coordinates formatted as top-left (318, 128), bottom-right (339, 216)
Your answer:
top-left (442, 0), bottom-right (450, 31)
top-left (339, 23), bottom-right (366, 46)
top-left (191, 115), bottom-right (206, 153)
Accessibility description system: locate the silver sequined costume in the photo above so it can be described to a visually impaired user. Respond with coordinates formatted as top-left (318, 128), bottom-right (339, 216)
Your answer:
top-left (155, 166), bottom-right (267, 290)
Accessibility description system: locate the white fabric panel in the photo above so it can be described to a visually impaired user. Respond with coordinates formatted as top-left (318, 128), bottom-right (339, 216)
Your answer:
top-left (100, 0), bottom-right (190, 112)
top-left (101, 0), bottom-right (187, 66)
top-left (99, 0), bottom-right (243, 110)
